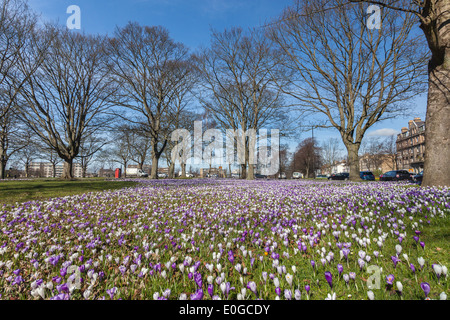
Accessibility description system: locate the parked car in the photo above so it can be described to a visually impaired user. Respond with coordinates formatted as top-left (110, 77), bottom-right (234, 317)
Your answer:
top-left (231, 173), bottom-right (240, 179)
top-left (278, 172), bottom-right (287, 179)
top-left (360, 171), bottom-right (375, 181)
top-left (379, 170), bottom-right (411, 181)
top-left (292, 172), bottom-right (303, 179)
top-left (157, 173), bottom-right (168, 178)
top-left (413, 171), bottom-right (423, 185)
top-left (125, 168), bottom-right (148, 178)
top-left (316, 174), bottom-right (328, 179)
top-left (328, 172), bottom-right (349, 181)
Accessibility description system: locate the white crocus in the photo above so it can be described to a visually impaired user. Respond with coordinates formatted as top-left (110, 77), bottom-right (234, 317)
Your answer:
top-left (440, 292), bottom-right (447, 300)
top-left (367, 291), bottom-right (375, 300)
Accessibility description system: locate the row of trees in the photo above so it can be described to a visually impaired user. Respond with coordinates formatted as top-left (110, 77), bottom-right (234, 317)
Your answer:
top-left (1, 0), bottom-right (446, 185)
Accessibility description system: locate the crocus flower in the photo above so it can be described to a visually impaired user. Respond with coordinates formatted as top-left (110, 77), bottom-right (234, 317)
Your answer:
top-left (391, 256), bottom-right (401, 268)
top-left (275, 287), bottom-right (281, 296)
top-left (343, 274), bottom-right (350, 284)
top-left (310, 260), bottom-right (316, 269)
top-left (410, 264), bottom-right (416, 274)
top-left (386, 274), bottom-right (395, 286)
top-left (420, 282), bottom-right (430, 297)
top-left (284, 289), bottom-right (292, 300)
top-left (367, 291), bottom-right (375, 300)
top-left (207, 284), bottom-right (214, 298)
top-left (432, 264), bottom-right (442, 280)
top-left (190, 289), bottom-right (204, 300)
top-left (106, 287), bottom-right (118, 299)
top-left (420, 241), bottom-right (425, 249)
top-left (337, 264), bottom-right (343, 276)
top-left (324, 271), bottom-right (333, 289)
top-left (294, 289), bottom-right (301, 300)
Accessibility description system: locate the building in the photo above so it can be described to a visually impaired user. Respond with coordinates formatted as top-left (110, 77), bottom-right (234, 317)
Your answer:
top-left (396, 118), bottom-right (425, 173)
top-left (29, 162), bottom-right (83, 178)
top-left (320, 160), bottom-right (349, 176)
top-left (359, 153), bottom-right (396, 174)
top-left (200, 167), bottom-right (227, 178)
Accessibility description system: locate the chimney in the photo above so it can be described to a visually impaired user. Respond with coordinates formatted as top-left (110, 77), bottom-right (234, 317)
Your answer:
top-left (401, 127), bottom-right (408, 133)
top-left (414, 117), bottom-right (421, 122)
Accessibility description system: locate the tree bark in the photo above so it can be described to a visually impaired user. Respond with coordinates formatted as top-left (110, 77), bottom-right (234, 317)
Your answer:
top-left (345, 143), bottom-right (361, 181)
top-left (62, 159), bottom-right (74, 180)
top-left (422, 60), bottom-right (450, 187)
top-left (247, 163), bottom-right (255, 180)
top-left (181, 163), bottom-right (186, 178)
top-left (150, 153), bottom-right (159, 179)
top-left (0, 159), bottom-right (6, 180)
top-left (168, 163), bottom-right (175, 179)
top-left (240, 164), bottom-right (247, 179)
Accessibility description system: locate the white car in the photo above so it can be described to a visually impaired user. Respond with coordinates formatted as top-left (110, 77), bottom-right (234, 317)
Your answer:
top-left (292, 172), bottom-right (303, 179)
top-left (157, 173), bottom-right (168, 178)
top-left (186, 173), bottom-right (194, 178)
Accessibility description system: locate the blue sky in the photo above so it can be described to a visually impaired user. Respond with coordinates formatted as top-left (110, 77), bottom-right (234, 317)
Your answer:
top-left (27, 0), bottom-right (429, 155)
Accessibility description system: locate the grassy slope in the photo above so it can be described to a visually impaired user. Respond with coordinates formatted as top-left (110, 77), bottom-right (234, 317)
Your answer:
top-left (0, 179), bottom-right (139, 206)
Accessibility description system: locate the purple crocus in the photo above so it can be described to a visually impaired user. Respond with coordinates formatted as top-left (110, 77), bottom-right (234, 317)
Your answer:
top-left (325, 271), bottom-right (333, 289)
top-left (194, 272), bottom-right (203, 288)
top-left (207, 284), bottom-right (214, 298)
top-left (310, 260), bottom-right (316, 269)
top-left (410, 263), bottom-right (416, 274)
top-left (247, 281), bottom-right (257, 297)
top-left (305, 285), bottom-right (310, 295)
top-left (228, 251), bottom-right (235, 264)
top-left (190, 289), bottom-right (204, 300)
top-left (275, 287), bottom-right (282, 296)
top-left (50, 293), bottom-right (70, 300)
top-left (386, 274), bottom-right (395, 286)
top-left (106, 287), bottom-right (118, 299)
top-left (420, 242), bottom-right (425, 249)
top-left (391, 256), bottom-right (401, 268)
top-left (420, 282), bottom-right (430, 298)
top-left (337, 264), bottom-right (343, 276)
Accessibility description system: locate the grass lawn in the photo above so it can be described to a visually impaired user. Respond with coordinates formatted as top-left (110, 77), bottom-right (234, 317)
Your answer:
top-left (0, 178), bottom-right (139, 205)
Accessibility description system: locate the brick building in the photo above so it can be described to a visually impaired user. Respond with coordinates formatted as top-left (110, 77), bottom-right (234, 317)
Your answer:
top-left (396, 117), bottom-right (426, 173)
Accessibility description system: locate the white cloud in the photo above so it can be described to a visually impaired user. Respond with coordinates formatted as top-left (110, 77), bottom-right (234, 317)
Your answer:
top-left (367, 128), bottom-right (398, 137)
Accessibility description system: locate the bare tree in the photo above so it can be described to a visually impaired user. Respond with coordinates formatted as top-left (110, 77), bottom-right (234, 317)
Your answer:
top-left (110, 125), bottom-right (134, 178)
top-left (321, 138), bottom-right (343, 172)
top-left (78, 134), bottom-right (105, 178)
top-left (195, 27), bottom-right (289, 180)
top-left (270, 0), bottom-right (428, 180)
top-left (38, 143), bottom-right (62, 178)
top-left (293, 137), bottom-right (322, 178)
top-left (346, 1), bottom-right (449, 186)
top-left (108, 23), bottom-right (193, 179)
top-left (0, 0), bottom-right (41, 179)
top-left (17, 27), bottom-right (114, 179)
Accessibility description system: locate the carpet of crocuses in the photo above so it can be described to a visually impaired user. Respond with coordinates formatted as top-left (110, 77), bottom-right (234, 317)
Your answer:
top-left (0, 179), bottom-right (448, 300)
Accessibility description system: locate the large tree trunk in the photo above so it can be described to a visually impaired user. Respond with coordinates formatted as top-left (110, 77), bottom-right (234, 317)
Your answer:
top-left (247, 163), bottom-right (255, 180)
top-left (168, 163), bottom-right (175, 179)
top-left (0, 159), bottom-right (6, 180)
top-left (345, 143), bottom-right (361, 181)
top-left (181, 163), bottom-right (186, 178)
top-left (62, 159), bottom-right (74, 180)
top-left (52, 163), bottom-right (56, 178)
top-left (150, 154), bottom-right (159, 179)
top-left (240, 164), bottom-right (247, 179)
top-left (422, 60), bottom-right (450, 187)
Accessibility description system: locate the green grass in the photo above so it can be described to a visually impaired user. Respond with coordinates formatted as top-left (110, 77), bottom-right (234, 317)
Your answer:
top-left (0, 178), bottom-right (139, 205)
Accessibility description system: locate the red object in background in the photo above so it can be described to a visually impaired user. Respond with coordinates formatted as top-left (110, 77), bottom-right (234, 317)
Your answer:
top-left (115, 168), bottom-right (121, 179)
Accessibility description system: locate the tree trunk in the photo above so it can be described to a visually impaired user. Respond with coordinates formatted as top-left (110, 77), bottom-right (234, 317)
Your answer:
top-left (0, 159), bottom-right (6, 180)
top-left (240, 164), bottom-right (247, 179)
top-left (150, 154), bottom-right (159, 179)
top-left (52, 163), bottom-right (56, 178)
top-left (181, 163), bottom-right (186, 178)
top-left (62, 159), bottom-right (74, 180)
top-left (247, 163), bottom-right (255, 180)
top-left (345, 143), bottom-right (361, 181)
top-left (422, 60), bottom-right (450, 187)
top-left (168, 163), bottom-right (175, 179)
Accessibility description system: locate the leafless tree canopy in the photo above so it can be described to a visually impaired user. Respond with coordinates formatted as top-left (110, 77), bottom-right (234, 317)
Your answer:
top-left (346, 0), bottom-right (450, 187)
top-left (269, 0), bottom-right (428, 180)
top-left (17, 27), bottom-right (114, 179)
top-left (195, 27), bottom-right (290, 179)
top-left (108, 23), bottom-right (195, 179)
